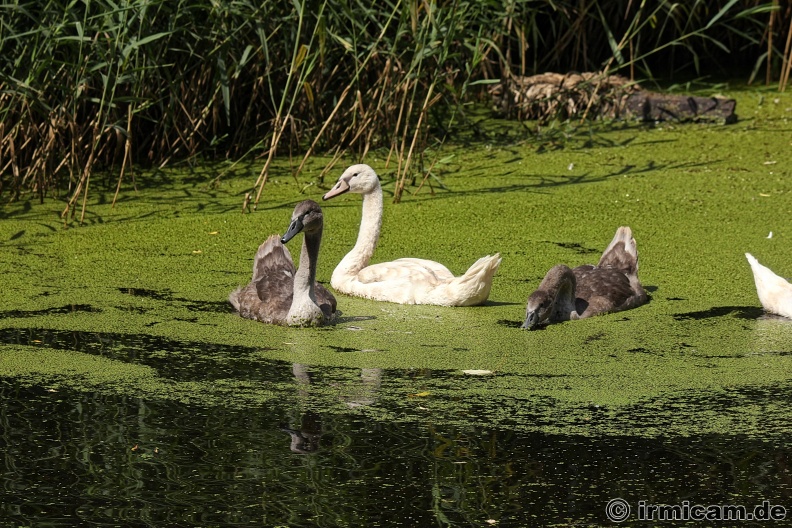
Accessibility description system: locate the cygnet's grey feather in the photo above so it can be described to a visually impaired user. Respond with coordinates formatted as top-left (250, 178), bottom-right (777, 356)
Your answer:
top-left (523, 226), bottom-right (647, 329)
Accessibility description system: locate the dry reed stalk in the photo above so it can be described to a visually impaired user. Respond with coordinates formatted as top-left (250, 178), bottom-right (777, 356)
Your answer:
top-left (412, 154), bottom-right (441, 196)
top-left (0, 122), bottom-right (5, 192)
top-left (381, 68), bottom-right (401, 169)
top-left (318, 146), bottom-right (345, 183)
top-left (516, 25), bottom-right (527, 77)
top-left (1, 0), bottom-right (782, 209)
top-left (112, 104), bottom-right (135, 207)
top-left (359, 76), bottom-right (390, 159)
top-left (394, 82), bottom-right (435, 203)
top-left (79, 165), bottom-right (91, 224)
top-left (345, 80), bottom-right (390, 153)
top-left (553, 3), bottom-right (592, 70)
top-left (394, 90), bottom-right (414, 191)
top-left (61, 119), bottom-right (100, 224)
top-left (768, 0), bottom-right (777, 85)
top-left (780, 12), bottom-right (792, 91)
top-left (579, 1), bottom-right (642, 122)
top-left (164, 80), bottom-right (220, 167)
top-left (503, 2), bottom-right (515, 77)
top-left (294, 84), bottom-right (351, 179)
top-left (252, 118), bottom-right (282, 207)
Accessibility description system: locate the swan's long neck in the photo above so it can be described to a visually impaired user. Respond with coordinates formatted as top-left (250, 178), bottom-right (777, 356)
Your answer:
top-left (335, 186), bottom-right (383, 278)
top-left (294, 232), bottom-right (320, 299)
top-left (288, 231), bottom-right (323, 325)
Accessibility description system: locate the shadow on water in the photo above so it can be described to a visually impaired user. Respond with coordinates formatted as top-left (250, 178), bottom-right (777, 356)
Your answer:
top-left (0, 304), bottom-right (101, 319)
top-left (548, 240), bottom-right (601, 255)
top-left (0, 325), bottom-right (564, 385)
top-left (673, 305), bottom-right (767, 321)
top-left (328, 345), bottom-right (360, 353)
top-left (0, 380), bottom-right (790, 527)
top-left (119, 287), bottom-right (234, 313)
top-left (497, 319), bottom-right (524, 329)
top-left (320, 159), bottom-right (714, 208)
top-left (453, 159), bottom-right (712, 199)
top-left (0, 327), bottom-right (279, 383)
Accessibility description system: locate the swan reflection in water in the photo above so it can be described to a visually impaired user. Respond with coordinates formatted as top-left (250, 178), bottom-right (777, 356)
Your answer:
top-left (281, 363), bottom-right (383, 454)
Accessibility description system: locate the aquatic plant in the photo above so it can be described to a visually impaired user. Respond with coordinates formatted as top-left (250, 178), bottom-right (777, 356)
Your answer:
top-left (0, 0), bottom-right (788, 217)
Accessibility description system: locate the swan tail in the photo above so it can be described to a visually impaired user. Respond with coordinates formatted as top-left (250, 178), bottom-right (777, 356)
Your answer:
top-left (252, 235), bottom-right (294, 283)
top-left (746, 253), bottom-right (792, 318)
top-left (430, 253), bottom-right (502, 306)
top-left (598, 226), bottom-right (639, 276)
top-left (228, 286), bottom-right (243, 311)
top-left (745, 253), bottom-right (784, 285)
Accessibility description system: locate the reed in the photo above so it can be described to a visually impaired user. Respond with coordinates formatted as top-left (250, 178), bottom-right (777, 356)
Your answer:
top-left (0, 0), bottom-right (787, 217)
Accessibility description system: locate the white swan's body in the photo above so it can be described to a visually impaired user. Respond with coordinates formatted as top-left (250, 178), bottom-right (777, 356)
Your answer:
top-left (746, 253), bottom-right (792, 319)
top-left (322, 164), bottom-right (501, 306)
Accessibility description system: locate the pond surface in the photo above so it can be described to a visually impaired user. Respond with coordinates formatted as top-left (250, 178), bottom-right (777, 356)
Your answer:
top-left (1, 87), bottom-right (792, 526)
top-left (3, 378), bottom-right (791, 527)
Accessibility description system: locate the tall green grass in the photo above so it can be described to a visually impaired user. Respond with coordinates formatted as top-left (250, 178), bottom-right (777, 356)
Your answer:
top-left (0, 0), bottom-right (786, 218)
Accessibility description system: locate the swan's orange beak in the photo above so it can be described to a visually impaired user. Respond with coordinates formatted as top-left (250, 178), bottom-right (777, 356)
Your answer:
top-left (323, 179), bottom-right (350, 200)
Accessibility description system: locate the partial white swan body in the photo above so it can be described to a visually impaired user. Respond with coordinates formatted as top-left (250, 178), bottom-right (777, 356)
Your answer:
top-left (229, 200), bottom-right (337, 326)
top-left (322, 164), bottom-right (501, 306)
top-left (746, 253), bottom-right (792, 319)
top-left (522, 226), bottom-right (648, 329)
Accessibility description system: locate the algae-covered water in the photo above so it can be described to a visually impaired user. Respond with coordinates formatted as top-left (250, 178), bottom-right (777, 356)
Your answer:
top-left (1, 87), bottom-right (791, 526)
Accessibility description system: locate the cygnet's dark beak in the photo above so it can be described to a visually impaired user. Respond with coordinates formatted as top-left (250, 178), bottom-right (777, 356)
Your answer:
top-left (521, 310), bottom-right (539, 330)
top-left (322, 179), bottom-right (350, 200)
top-left (281, 217), bottom-right (304, 244)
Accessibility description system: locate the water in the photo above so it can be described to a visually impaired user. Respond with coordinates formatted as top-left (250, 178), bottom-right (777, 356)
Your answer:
top-left (2, 90), bottom-right (792, 525)
top-left (1, 380), bottom-right (789, 527)
top-left (1, 313), bottom-right (792, 525)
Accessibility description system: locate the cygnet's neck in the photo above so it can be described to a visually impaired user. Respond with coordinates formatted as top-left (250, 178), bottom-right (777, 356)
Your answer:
top-left (547, 268), bottom-right (578, 322)
top-left (293, 232), bottom-right (320, 295)
top-left (335, 186), bottom-right (383, 277)
top-left (288, 231), bottom-right (323, 324)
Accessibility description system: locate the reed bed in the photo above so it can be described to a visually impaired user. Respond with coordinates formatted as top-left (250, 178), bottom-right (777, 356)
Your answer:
top-left (0, 0), bottom-right (788, 217)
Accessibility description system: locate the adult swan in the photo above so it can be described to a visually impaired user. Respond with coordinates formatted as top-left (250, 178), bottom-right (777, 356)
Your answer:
top-left (322, 164), bottom-right (501, 306)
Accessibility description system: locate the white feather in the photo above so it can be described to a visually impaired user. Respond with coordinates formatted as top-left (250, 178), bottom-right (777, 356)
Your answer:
top-left (746, 253), bottom-right (792, 319)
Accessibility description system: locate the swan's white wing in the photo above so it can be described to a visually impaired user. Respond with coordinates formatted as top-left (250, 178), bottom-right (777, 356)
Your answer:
top-left (356, 258), bottom-right (453, 285)
top-left (394, 258), bottom-right (455, 280)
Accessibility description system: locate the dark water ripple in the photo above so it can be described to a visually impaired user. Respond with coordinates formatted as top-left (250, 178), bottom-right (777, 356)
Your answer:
top-left (0, 381), bottom-right (790, 527)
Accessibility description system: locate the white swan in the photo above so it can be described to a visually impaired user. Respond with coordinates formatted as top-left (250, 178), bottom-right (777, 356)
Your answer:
top-left (229, 200), bottom-right (337, 326)
top-left (745, 253), bottom-right (792, 319)
top-left (321, 164), bottom-right (501, 306)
